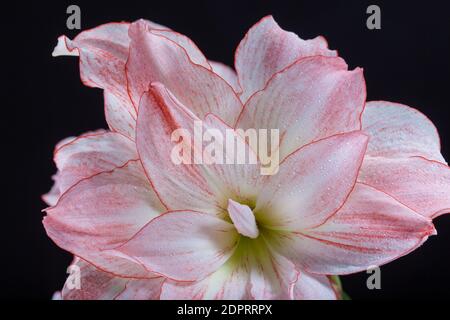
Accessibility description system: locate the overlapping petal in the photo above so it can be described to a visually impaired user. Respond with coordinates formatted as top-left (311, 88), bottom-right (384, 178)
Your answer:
top-left (136, 83), bottom-right (259, 215)
top-left (44, 160), bottom-right (164, 277)
top-left (293, 273), bottom-right (336, 300)
top-left (360, 157), bottom-right (450, 218)
top-left (126, 20), bottom-right (243, 126)
top-left (359, 101), bottom-right (450, 218)
top-left (115, 211), bottom-right (239, 281)
top-left (62, 258), bottom-right (164, 300)
top-left (210, 61), bottom-right (241, 93)
top-left (235, 15), bottom-right (337, 102)
top-left (255, 132), bottom-right (368, 230)
top-left (160, 256), bottom-right (251, 299)
top-left (53, 23), bottom-right (137, 138)
top-left (47, 15), bottom-right (449, 300)
top-left (43, 131), bottom-right (138, 206)
top-left (362, 101), bottom-right (445, 162)
top-left (236, 56), bottom-right (365, 160)
top-left (275, 183), bottom-right (435, 274)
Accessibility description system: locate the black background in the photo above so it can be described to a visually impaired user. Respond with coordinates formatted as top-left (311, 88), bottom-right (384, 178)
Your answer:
top-left (5, 0), bottom-right (450, 299)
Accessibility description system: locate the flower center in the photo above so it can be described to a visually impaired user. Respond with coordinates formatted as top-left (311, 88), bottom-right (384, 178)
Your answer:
top-left (227, 199), bottom-right (259, 239)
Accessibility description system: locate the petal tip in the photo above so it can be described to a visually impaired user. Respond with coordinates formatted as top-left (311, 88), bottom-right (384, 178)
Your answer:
top-left (52, 36), bottom-right (78, 57)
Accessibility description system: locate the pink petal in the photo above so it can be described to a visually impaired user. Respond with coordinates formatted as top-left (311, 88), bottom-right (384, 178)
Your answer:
top-left (62, 258), bottom-right (128, 300)
top-left (235, 15), bottom-right (337, 102)
top-left (362, 101), bottom-right (445, 163)
top-left (227, 199), bottom-right (259, 238)
top-left (293, 273), bottom-right (337, 300)
top-left (160, 240), bottom-right (298, 300)
top-left (42, 172), bottom-right (63, 206)
top-left (63, 258), bottom-right (164, 300)
top-left (53, 20), bottom-right (211, 139)
top-left (53, 131), bottom-right (137, 193)
top-left (150, 27), bottom-right (210, 67)
top-left (52, 291), bottom-right (62, 300)
top-left (277, 183), bottom-right (435, 275)
top-left (43, 131), bottom-right (137, 206)
top-left (114, 278), bottom-right (164, 300)
top-left (115, 211), bottom-right (239, 281)
top-left (210, 61), bottom-right (241, 93)
top-left (248, 249), bottom-right (299, 300)
top-left (44, 161), bottom-right (164, 278)
top-left (256, 132), bottom-right (368, 230)
top-left (235, 56), bottom-right (365, 160)
top-left (160, 260), bottom-right (251, 300)
top-left (360, 157), bottom-right (450, 218)
top-left (136, 83), bottom-right (259, 215)
top-left (126, 20), bottom-right (242, 125)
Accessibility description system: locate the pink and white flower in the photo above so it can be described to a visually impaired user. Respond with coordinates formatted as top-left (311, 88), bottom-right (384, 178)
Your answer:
top-left (44, 16), bottom-right (450, 300)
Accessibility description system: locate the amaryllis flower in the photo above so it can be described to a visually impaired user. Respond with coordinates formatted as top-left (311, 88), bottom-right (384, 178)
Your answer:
top-left (44, 16), bottom-right (450, 300)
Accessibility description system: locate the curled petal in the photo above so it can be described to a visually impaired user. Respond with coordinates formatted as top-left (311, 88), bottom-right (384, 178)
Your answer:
top-left (247, 247), bottom-right (299, 300)
top-left (227, 199), bottom-right (259, 239)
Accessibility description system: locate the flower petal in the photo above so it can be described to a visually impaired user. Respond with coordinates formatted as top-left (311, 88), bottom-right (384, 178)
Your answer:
top-left (53, 20), bottom-right (214, 139)
top-left (362, 101), bottom-right (445, 163)
top-left (114, 278), bottom-right (164, 300)
top-left (277, 183), bottom-right (435, 275)
top-left (62, 258), bottom-right (164, 300)
top-left (115, 211), bottom-right (239, 281)
top-left (53, 131), bottom-right (137, 193)
top-left (236, 56), bottom-right (365, 160)
top-left (43, 131), bottom-right (138, 205)
top-left (160, 258), bottom-right (251, 300)
top-left (150, 27), bottom-right (210, 67)
top-left (126, 20), bottom-right (242, 125)
top-left (62, 258), bottom-right (127, 300)
top-left (44, 160), bottom-right (164, 278)
top-left (360, 157), bottom-right (450, 218)
top-left (293, 273), bottom-right (337, 300)
top-left (256, 132), bottom-right (368, 230)
top-left (235, 15), bottom-right (337, 102)
top-left (247, 246), bottom-right (299, 300)
top-left (136, 83), bottom-right (259, 215)
top-left (160, 238), bottom-right (298, 299)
